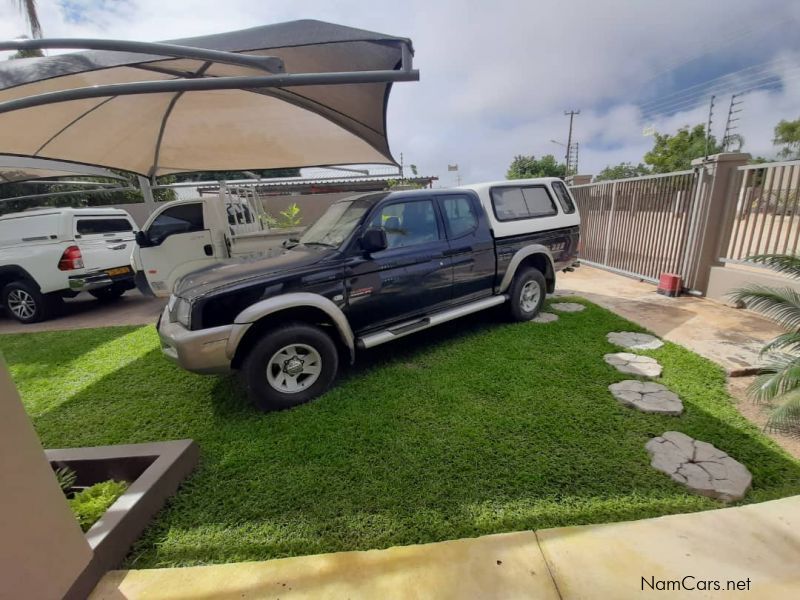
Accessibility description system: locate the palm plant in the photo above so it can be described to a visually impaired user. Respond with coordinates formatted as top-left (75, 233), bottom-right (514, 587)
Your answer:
top-left (728, 254), bottom-right (800, 434)
top-left (12, 0), bottom-right (42, 39)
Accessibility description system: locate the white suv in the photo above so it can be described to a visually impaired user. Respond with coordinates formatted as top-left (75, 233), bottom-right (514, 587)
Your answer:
top-left (0, 207), bottom-right (137, 323)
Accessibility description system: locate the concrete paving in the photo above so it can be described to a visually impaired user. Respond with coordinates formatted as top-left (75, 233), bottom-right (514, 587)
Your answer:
top-left (557, 266), bottom-right (783, 375)
top-left (90, 496), bottom-right (800, 599)
top-left (0, 292), bottom-right (164, 334)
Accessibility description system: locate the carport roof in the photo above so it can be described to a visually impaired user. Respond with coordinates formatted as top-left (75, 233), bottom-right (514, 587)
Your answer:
top-left (0, 20), bottom-right (417, 178)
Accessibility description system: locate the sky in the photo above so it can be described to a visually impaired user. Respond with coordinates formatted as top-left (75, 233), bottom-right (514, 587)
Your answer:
top-left (2, 0), bottom-right (800, 185)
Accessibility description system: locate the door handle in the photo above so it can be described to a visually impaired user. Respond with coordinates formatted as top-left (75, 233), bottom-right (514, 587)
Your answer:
top-left (203, 244), bottom-right (213, 256)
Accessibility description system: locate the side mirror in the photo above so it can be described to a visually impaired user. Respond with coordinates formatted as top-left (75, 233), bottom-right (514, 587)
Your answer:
top-left (361, 227), bottom-right (388, 253)
top-left (135, 230), bottom-right (150, 247)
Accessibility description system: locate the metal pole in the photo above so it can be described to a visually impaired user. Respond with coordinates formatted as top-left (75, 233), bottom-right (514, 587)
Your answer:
top-left (0, 69), bottom-right (421, 116)
top-left (137, 176), bottom-right (156, 216)
top-left (564, 109), bottom-right (580, 175)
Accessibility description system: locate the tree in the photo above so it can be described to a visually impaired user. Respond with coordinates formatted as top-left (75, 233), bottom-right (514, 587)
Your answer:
top-left (11, 0), bottom-right (42, 39)
top-left (644, 124), bottom-right (723, 173)
top-left (506, 154), bottom-right (566, 179)
top-left (594, 162), bottom-right (650, 182)
top-left (728, 254), bottom-right (800, 434)
top-left (773, 117), bottom-right (800, 160)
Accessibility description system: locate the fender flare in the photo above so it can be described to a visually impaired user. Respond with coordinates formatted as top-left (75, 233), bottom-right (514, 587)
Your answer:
top-left (227, 292), bottom-right (355, 363)
top-left (498, 245), bottom-right (555, 293)
top-left (0, 265), bottom-right (40, 290)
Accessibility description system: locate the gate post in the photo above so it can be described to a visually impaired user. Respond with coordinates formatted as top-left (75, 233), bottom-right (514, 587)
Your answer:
top-left (688, 152), bottom-right (750, 294)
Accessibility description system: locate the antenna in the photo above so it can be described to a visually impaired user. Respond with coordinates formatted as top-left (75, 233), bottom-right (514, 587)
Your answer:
top-left (722, 93), bottom-right (744, 151)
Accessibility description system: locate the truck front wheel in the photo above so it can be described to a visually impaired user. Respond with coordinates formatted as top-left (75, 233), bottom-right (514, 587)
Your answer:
top-left (508, 267), bottom-right (546, 321)
top-left (242, 322), bottom-right (339, 411)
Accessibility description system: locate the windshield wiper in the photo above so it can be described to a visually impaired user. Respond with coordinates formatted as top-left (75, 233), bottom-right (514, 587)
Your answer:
top-left (301, 241), bottom-right (336, 248)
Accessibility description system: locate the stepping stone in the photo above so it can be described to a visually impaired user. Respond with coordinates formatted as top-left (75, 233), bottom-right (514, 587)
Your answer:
top-left (609, 381), bottom-right (683, 415)
top-left (604, 353), bottom-right (663, 377)
top-left (645, 431), bottom-right (752, 502)
top-left (532, 312), bottom-right (559, 323)
top-left (607, 331), bottom-right (664, 351)
top-left (550, 302), bottom-right (585, 313)
top-left (550, 289), bottom-right (577, 298)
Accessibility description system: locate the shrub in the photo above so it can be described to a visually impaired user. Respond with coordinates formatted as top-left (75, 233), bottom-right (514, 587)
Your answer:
top-left (729, 253), bottom-right (800, 434)
top-left (69, 480), bottom-right (128, 532)
top-left (54, 466), bottom-right (77, 494)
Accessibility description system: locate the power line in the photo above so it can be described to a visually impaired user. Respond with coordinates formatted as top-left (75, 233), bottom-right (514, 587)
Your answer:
top-left (637, 18), bottom-right (788, 94)
top-left (639, 68), bottom-right (797, 121)
top-left (639, 59), bottom-right (797, 117)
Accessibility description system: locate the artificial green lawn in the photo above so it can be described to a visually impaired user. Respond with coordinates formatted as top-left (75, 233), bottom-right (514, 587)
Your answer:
top-left (3, 298), bottom-right (800, 568)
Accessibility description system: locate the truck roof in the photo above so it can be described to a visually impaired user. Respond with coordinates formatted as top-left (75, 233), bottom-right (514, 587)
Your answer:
top-left (0, 206), bottom-right (132, 221)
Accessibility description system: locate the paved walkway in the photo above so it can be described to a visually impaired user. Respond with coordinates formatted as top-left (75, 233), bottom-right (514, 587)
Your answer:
top-left (556, 266), bottom-right (782, 375)
top-left (90, 495), bottom-right (800, 599)
top-left (0, 292), bottom-right (164, 334)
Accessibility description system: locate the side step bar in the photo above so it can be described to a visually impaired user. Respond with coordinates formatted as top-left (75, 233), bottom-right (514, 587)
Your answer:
top-left (357, 295), bottom-right (508, 349)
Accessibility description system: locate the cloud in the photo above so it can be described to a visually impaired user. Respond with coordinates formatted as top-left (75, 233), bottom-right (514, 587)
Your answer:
top-left (1, 0), bottom-right (799, 182)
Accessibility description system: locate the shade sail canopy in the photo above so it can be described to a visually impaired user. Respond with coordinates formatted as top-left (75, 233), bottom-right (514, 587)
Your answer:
top-left (0, 20), bottom-right (416, 178)
top-left (0, 155), bottom-right (123, 183)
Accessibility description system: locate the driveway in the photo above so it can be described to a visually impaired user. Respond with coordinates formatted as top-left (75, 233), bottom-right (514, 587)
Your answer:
top-left (0, 291), bottom-right (165, 334)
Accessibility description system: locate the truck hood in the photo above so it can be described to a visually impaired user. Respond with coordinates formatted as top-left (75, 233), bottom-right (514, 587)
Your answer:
top-left (175, 245), bottom-right (339, 300)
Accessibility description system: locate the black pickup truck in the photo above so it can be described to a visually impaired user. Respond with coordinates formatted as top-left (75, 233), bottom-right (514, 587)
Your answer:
top-left (158, 177), bottom-right (580, 411)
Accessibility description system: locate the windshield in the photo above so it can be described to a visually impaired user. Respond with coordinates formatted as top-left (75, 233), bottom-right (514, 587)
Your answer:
top-left (299, 199), bottom-right (373, 248)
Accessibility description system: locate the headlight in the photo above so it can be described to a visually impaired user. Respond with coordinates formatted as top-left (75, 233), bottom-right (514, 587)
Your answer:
top-left (169, 296), bottom-right (192, 328)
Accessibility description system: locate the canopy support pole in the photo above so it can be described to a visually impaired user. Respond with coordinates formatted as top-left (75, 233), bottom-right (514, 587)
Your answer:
top-left (138, 176), bottom-right (156, 215)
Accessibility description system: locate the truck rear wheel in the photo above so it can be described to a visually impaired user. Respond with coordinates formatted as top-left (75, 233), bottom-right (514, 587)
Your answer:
top-left (2, 280), bottom-right (54, 324)
top-left (242, 322), bottom-right (339, 412)
top-left (508, 267), bottom-right (546, 321)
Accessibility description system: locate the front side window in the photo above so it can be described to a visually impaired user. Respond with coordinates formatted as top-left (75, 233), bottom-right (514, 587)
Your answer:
top-left (441, 195), bottom-right (478, 237)
top-left (490, 185), bottom-right (558, 221)
top-left (147, 203), bottom-right (204, 245)
top-left (76, 218), bottom-right (133, 235)
top-left (370, 199), bottom-right (440, 249)
top-left (551, 181), bottom-right (576, 214)
top-left (300, 198), bottom-right (372, 248)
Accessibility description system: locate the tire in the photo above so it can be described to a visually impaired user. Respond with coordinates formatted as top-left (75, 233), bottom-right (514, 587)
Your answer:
top-left (508, 267), bottom-right (546, 321)
top-left (89, 284), bottom-right (127, 302)
top-left (242, 322), bottom-right (339, 412)
top-left (2, 280), bottom-right (52, 324)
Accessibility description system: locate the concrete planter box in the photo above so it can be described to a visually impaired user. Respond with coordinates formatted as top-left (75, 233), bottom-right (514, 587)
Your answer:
top-left (47, 439), bottom-right (199, 599)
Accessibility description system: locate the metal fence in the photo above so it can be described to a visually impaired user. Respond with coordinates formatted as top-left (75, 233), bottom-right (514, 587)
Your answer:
top-left (571, 170), bottom-right (702, 286)
top-left (723, 160), bottom-right (800, 262)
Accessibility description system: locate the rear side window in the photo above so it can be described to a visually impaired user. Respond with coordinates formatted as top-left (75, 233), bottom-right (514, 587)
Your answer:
top-left (551, 181), bottom-right (576, 214)
top-left (76, 218), bottom-right (133, 235)
top-left (440, 195), bottom-right (479, 237)
top-left (147, 203), bottom-right (204, 245)
top-left (490, 185), bottom-right (558, 221)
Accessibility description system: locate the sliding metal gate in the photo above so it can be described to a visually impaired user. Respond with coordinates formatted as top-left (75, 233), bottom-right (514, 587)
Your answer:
top-left (570, 170), bottom-right (704, 288)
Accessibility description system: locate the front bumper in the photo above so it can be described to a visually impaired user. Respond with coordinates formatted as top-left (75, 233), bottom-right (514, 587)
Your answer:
top-left (157, 306), bottom-right (234, 374)
top-left (68, 268), bottom-right (135, 292)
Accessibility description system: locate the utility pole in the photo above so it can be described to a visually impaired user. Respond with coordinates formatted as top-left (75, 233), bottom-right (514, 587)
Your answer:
top-left (564, 109), bottom-right (580, 175)
top-left (567, 142), bottom-right (579, 176)
top-left (704, 95), bottom-right (716, 159)
top-left (722, 93), bottom-right (744, 151)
